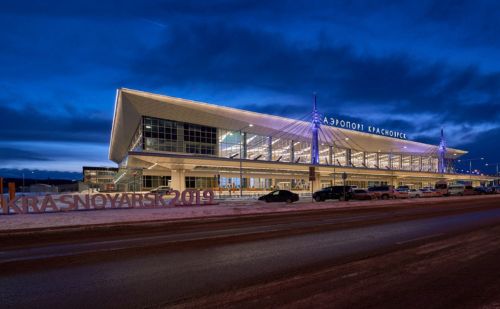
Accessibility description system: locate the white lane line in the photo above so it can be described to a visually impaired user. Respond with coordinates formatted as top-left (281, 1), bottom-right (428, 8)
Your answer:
top-left (396, 233), bottom-right (445, 245)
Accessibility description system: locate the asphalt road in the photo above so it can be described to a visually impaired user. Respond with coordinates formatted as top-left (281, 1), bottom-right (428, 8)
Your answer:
top-left (1, 197), bottom-right (500, 308)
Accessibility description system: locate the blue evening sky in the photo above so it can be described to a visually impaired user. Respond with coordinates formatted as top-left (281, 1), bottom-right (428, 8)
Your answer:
top-left (0, 0), bottom-right (499, 177)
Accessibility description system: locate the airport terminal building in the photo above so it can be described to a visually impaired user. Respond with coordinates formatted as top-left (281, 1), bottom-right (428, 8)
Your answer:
top-left (109, 88), bottom-right (493, 192)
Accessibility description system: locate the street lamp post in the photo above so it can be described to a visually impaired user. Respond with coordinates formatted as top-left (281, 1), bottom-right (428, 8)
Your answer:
top-left (458, 157), bottom-right (484, 183)
top-left (237, 124), bottom-right (253, 198)
top-left (485, 162), bottom-right (500, 185)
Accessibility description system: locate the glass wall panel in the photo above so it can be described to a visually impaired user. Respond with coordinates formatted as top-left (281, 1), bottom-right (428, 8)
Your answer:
top-left (422, 156), bottom-right (432, 171)
top-left (219, 129), bottom-right (242, 159)
top-left (142, 175), bottom-right (171, 189)
top-left (402, 155), bottom-right (411, 170)
top-left (430, 157), bottom-right (439, 172)
top-left (366, 152), bottom-right (378, 168)
top-left (391, 154), bottom-right (401, 170)
top-left (271, 138), bottom-right (291, 162)
top-left (351, 151), bottom-right (364, 167)
top-left (143, 117), bottom-right (179, 152)
top-left (379, 154), bottom-right (390, 169)
top-left (319, 144), bottom-right (331, 165)
top-left (411, 156), bottom-right (421, 171)
top-left (183, 123), bottom-right (217, 155)
top-left (143, 116), bottom-right (216, 155)
top-left (185, 176), bottom-right (217, 189)
top-left (293, 141), bottom-right (311, 164)
top-left (246, 134), bottom-right (269, 160)
top-left (249, 178), bottom-right (273, 189)
top-left (334, 148), bottom-right (347, 166)
top-left (219, 176), bottom-right (240, 188)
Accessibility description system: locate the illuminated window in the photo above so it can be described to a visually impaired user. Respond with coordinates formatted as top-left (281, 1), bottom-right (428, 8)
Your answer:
top-left (411, 156), bottom-right (421, 171)
top-left (365, 152), bottom-right (378, 168)
top-left (333, 148), bottom-right (347, 166)
top-left (219, 129), bottom-right (242, 158)
top-left (379, 154), bottom-right (390, 169)
top-left (351, 151), bottom-right (364, 167)
top-left (293, 141), bottom-right (311, 164)
top-left (272, 138), bottom-right (292, 162)
top-left (142, 116), bottom-right (216, 155)
top-left (402, 155), bottom-right (411, 170)
top-left (319, 144), bottom-right (331, 165)
top-left (246, 134), bottom-right (269, 160)
top-left (391, 154), bottom-right (401, 169)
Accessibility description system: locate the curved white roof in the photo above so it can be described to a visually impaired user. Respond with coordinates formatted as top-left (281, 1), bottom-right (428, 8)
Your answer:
top-left (109, 88), bottom-right (466, 163)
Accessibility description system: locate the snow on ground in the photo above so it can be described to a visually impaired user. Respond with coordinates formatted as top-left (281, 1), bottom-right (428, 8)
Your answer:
top-left (0, 195), bottom-right (498, 232)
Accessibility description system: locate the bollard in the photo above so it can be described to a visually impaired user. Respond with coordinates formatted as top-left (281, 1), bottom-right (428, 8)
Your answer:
top-left (8, 182), bottom-right (16, 201)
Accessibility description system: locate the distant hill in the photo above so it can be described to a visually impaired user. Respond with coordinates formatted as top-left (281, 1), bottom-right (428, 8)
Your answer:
top-left (0, 168), bottom-right (82, 181)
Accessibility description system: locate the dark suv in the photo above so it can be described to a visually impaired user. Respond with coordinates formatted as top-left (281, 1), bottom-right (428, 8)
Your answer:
top-left (313, 186), bottom-right (353, 202)
top-left (367, 185), bottom-right (396, 199)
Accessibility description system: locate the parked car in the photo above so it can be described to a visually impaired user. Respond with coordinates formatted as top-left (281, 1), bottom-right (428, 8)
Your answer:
top-left (474, 186), bottom-right (494, 195)
top-left (149, 186), bottom-right (172, 195)
top-left (313, 186), bottom-right (353, 202)
top-left (493, 186), bottom-right (500, 194)
top-left (258, 190), bottom-right (299, 203)
top-left (463, 185), bottom-right (477, 195)
top-left (352, 189), bottom-right (373, 200)
top-left (367, 185), bottom-right (396, 200)
top-left (420, 188), bottom-right (442, 197)
top-left (394, 188), bottom-right (409, 199)
top-left (408, 189), bottom-right (423, 198)
top-left (448, 184), bottom-right (465, 196)
top-left (397, 185), bottom-right (410, 191)
top-left (435, 180), bottom-right (449, 196)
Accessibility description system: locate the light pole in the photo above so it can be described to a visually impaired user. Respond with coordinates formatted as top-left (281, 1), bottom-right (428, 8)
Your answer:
top-left (237, 124), bottom-right (253, 198)
top-left (485, 162), bottom-right (499, 185)
top-left (458, 157), bottom-right (484, 183)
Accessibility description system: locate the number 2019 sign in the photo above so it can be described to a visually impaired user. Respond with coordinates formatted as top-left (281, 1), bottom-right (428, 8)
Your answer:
top-left (1, 189), bottom-right (217, 215)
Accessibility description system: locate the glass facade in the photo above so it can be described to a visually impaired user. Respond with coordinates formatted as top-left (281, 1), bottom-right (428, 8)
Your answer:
top-left (271, 138), bottom-right (292, 162)
top-left (334, 148), bottom-right (347, 166)
top-left (185, 176), bottom-right (217, 189)
top-left (142, 175), bottom-right (171, 189)
top-left (366, 152), bottom-right (378, 168)
top-left (391, 154), bottom-right (401, 169)
top-left (351, 151), bottom-right (364, 168)
top-left (139, 115), bottom-right (443, 174)
top-left (402, 155), bottom-right (411, 170)
top-left (411, 156), bottom-right (421, 171)
top-left (319, 144), bottom-right (330, 165)
top-left (219, 129), bottom-right (242, 158)
top-left (143, 116), bottom-right (217, 155)
top-left (379, 154), bottom-right (390, 169)
top-left (247, 134), bottom-right (269, 160)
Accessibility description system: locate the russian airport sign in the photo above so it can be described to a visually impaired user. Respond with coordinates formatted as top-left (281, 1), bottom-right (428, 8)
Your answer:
top-left (323, 116), bottom-right (408, 140)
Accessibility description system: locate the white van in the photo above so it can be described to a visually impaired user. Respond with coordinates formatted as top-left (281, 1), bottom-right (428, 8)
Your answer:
top-left (448, 184), bottom-right (465, 196)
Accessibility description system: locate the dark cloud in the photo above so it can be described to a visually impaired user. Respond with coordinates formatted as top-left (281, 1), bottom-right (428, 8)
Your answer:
top-left (0, 147), bottom-right (49, 162)
top-left (0, 103), bottom-right (110, 143)
top-left (0, 168), bottom-right (81, 180)
top-left (131, 23), bottom-right (500, 122)
top-left (0, 0), bottom-right (499, 173)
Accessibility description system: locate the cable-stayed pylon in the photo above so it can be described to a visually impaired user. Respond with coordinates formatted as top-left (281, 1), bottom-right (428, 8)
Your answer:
top-left (311, 93), bottom-right (320, 165)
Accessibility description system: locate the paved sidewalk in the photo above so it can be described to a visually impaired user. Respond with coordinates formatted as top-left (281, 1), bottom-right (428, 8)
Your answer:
top-left (0, 195), bottom-right (498, 232)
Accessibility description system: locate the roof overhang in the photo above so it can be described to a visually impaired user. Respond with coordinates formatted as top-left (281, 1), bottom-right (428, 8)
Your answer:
top-left (109, 88), bottom-right (467, 163)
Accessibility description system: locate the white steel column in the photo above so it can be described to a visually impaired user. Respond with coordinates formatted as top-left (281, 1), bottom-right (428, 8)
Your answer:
top-left (171, 169), bottom-right (186, 192)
